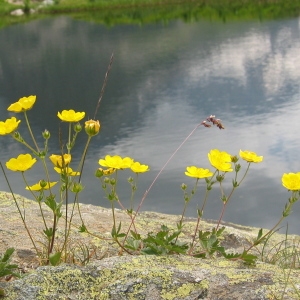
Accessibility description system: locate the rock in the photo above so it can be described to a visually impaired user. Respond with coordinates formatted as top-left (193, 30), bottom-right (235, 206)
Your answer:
top-left (10, 9), bottom-right (25, 16)
top-left (0, 192), bottom-right (300, 299)
top-left (1, 255), bottom-right (300, 299)
top-left (10, 8), bottom-right (35, 16)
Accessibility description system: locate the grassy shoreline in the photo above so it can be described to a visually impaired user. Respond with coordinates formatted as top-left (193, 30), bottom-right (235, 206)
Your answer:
top-left (1, 0), bottom-right (300, 29)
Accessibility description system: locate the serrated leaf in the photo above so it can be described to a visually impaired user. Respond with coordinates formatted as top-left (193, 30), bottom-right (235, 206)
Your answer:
top-left (1, 248), bottom-right (14, 263)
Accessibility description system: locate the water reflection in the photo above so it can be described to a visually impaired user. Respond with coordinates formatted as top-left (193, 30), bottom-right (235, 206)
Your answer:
top-left (0, 16), bottom-right (300, 233)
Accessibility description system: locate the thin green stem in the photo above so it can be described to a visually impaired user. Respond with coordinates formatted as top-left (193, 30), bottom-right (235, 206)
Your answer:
top-left (67, 123), bottom-right (72, 154)
top-left (24, 111), bottom-right (40, 152)
top-left (124, 122), bottom-right (203, 240)
top-left (188, 190), bottom-right (210, 253)
top-left (11, 134), bottom-right (37, 155)
top-left (130, 174), bottom-right (138, 211)
top-left (188, 173), bottom-right (216, 254)
top-left (215, 163), bottom-right (251, 230)
top-left (24, 184), bottom-right (49, 231)
top-left (174, 179), bottom-right (199, 245)
top-left (0, 162), bottom-right (39, 254)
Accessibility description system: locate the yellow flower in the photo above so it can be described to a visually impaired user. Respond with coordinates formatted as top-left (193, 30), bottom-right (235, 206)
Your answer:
top-left (49, 154), bottom-right (71, 167)
top-left (57, 109), bottom-right (85, 122)
top-left (7, 95), bottom-right (36, 112)
top-left (0, 117), bottom-right (21, 135)
top-left (26, 180), bottom-right (57, 191)
top-left (282, 173), bottom-right (300, 191)
top-left (85, 119), bottom-right (100, 136)
top-left (185, 166), bottom-right (213, 179)
top-left (131, 162), bottom-right (149, 173)
top-left (54, 167), bottom-right (80, 176)
top-left (239, 150), bottom-right (263, 163)
top-left (6, 154), bottom-right (37, 172)
top-left (99, 155), bottom-right (134, 170)
top-left (208, 149), bottom-right (233, 172)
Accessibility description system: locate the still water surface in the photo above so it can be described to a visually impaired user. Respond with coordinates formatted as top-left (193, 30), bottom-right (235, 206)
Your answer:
top-left (0, 16), bottom-right (300, 233)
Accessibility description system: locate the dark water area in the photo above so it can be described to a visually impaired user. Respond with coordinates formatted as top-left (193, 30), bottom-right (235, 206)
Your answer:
top-left (0, 16), bottom-right (300, 234)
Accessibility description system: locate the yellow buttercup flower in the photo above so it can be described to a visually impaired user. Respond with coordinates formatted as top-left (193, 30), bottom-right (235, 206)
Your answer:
top-left (85, 119), bottom-right (100, 136)
top-left (208, 149), bottom-right (233, 172)
top-left (99, 155), bottom-right (134, 170)
top-left (239, 150), bottom-right (263, 163)
top-left (57, 109), bottom-right (85, 122)
top-left (282, 173), bottom-right (300, 191)
top-left (7, 95), bottom-right (36, 112)
top-left (49, 154), bottom-right (71, 168)
top-left (6, 154), bottom-right (37, 172)
top-left (131, 162), bottom-right (149, 173)
top-left (185, 166), bottom-right (213, 179)
top-left (54, 167), bottom-right (80, 176)
top-left (26, 181), bottom-right (57, 191)
top-left (0, 117), bottom-right (21, 135)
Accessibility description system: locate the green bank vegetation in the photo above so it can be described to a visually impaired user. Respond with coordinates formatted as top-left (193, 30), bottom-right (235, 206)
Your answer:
top-left (1, 0), bottom-right (300, 29)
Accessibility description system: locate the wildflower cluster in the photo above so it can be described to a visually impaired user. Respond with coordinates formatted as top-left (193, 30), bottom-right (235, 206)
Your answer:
top-left (0, 96), bottom-right (100, 265)
top-left (0, 95), bottom-right (299, 270)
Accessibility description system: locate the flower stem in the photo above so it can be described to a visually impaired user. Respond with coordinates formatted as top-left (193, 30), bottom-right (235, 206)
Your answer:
top-left (125, 122), bottom-right (203, 238)
top-left (0, 162), bottom-right (39, 255)
top-left (24, 111), bottom-right (40, 152)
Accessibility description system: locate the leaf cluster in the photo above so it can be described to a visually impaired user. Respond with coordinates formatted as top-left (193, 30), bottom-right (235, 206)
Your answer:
top-left (0, 248), bottom-right (20, 279)
top-left (125, 225), bottom-right (188, 255)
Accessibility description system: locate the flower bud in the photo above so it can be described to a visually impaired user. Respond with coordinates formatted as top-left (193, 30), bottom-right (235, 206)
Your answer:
top-left (231, 155), bottom-right (239, 163)
top-left (13, 131), bottom-right (23, 141)
top-left (181, 183), bottom-right (187, 190)
top-left (74, 123), bottom-right (82, 133)
top-left (70, 182), bottom-right (84, 193)
top-left (128, 177), bottom-right (134, 183)
top-left (95, 168), bottom-right (104, 178)
top-left (42, 129), bottom-right (50, 139)
top-left (39, 180), bottom-right (47, 188)
top-left (85, 119), bottom-right (100, 137)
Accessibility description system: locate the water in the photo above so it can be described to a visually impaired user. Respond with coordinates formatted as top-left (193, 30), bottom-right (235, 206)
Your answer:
top-left (0, 16), bottom-right (300, 234)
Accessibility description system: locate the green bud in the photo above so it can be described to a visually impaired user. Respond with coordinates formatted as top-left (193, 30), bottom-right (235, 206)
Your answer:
top-left (42, 129), bottom-right (50, 139)
top-left (128, 177), bottom-right (134, 183)
top-left (38, 151), bottom-right (46, 158)
top-left (231, 155), bottom-right (239, 163)
top-left (181, 183), bottom-right (187, 190)
top-left (235, 164), bottom-right (241, 172)
top-left (197, 209), bottom-right (203, 218)
top-left (74, 123), bottom-right (82, 133)
top-left (232, 180), bottom-right (239, 188)
top-left (70, 182), bottom-right (84, 193)
top-left (216, 175), bottom-right (224, 182)
top-left (95, 168), bottom-right (104, 178)
top-left (221, 195), bottom-right (227, 203)
top-left (13, 131), bottom-right (23, 141)
top-left (39, 180), bottom-right (47, 188)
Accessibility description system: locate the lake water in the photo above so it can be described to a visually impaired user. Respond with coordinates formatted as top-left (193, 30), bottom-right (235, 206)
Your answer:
top-left (0, 16), bottom-right (300, 234)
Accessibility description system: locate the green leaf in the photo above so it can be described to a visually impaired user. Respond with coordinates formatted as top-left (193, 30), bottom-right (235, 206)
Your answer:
top-left (49, 252), bottom-right (61, 266)
top-left (167, 231), bottom-right (181, 242)
top-left (130, 230), bottom-right (141, 240)
top-left (1, 248), bottom-right (14, 263)
top-left (79, 224), bottom-right (88, 233)
top-left (43, 228), bottom-right (54, 238)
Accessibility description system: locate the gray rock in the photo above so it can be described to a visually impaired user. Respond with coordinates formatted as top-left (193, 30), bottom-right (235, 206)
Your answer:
top-left (1, 255), bottom-right (300, 299)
